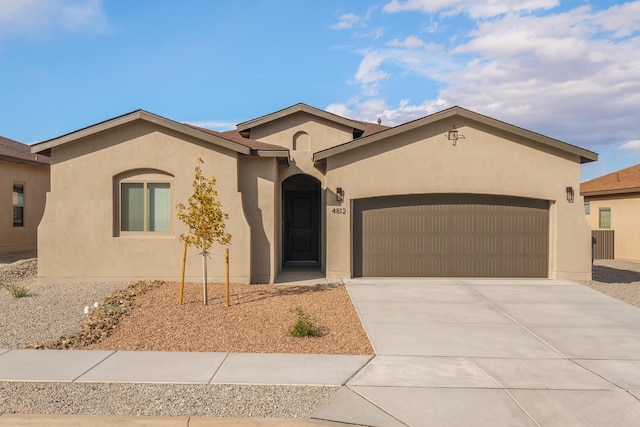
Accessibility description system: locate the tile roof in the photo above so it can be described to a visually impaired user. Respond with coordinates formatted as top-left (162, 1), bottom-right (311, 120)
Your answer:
top-left (0, 136), bottom-right (50, 167)
top-left (359, 121), bottom-right (390, 138)
top-left (184, 125), bottom-right (288, 152)
top-left (581, 163), bottom-right (640, 195)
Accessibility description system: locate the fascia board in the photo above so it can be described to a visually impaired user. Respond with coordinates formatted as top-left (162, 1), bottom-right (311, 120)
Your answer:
top-left (581, 187), bottom-right (640, 197)
top-left (31, 110), bottom-right (251, 156)
top-left (314, 106), bottom-right (598, 164)
top-left (237, 103), bottom-right (366, 133)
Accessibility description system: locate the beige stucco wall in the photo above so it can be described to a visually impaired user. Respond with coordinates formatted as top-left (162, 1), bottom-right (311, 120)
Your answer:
top-left (0, 160), bottom-right (50, 253)
top-left (238, 157), bottom-right (278, 283)
top-left (38, 120), bottom-right (251, 283)
top-left (250, 112), bottom-right (352, 274)
top-left (584, 194), bottom-right (640, 262)
top-left (322, 117), bottom-right (592, 281)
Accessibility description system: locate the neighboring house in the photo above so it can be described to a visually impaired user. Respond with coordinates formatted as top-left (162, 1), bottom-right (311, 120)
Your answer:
top-left (0, 136), bottom-right (50, 254)
top-left (581, 163), bottom-right (640, 262)
top-left (31, 104), bottom-right (597, 283)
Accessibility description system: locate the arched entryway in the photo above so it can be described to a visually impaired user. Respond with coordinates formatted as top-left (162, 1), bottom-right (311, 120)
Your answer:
top-left (282, 174), bottom-right (321, 267)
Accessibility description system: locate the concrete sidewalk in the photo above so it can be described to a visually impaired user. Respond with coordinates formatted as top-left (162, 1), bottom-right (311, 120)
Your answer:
top-left (0, 350), bottom-right (370, 386)
top-left (0, 351), bottom-right (370, 426)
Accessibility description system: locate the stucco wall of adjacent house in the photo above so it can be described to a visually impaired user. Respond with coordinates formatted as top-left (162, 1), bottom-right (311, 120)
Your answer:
top-left (37, 120), bottom-right (251, 283)
top-left (323, 117), bottom-right (592, 281)
top-left (238, 156), bottom-right (278, 283)
top-left (0, 159), bottom-right (50, 253)
top-left (584, 194), bottom-right (640, 262)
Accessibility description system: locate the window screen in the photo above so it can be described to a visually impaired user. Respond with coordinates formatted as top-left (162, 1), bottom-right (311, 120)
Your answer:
top-left (148, 183), bottom-right (171, 232)
top-left (121, 181), bottom-right (170, 232)
top-left (599, 208), bottom-right (611, 229)
top-left (121, 183), bottom-right (144, 231)
top-left (13, 184), bottom-right (24, 227)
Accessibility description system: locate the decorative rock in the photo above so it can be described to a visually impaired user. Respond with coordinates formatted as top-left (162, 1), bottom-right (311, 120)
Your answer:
top-left (26, 280), bottom-right (166, 350)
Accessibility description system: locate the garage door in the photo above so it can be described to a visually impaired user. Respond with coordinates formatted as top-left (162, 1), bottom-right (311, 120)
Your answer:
top-left (353, 194), bottom-right (549, 278)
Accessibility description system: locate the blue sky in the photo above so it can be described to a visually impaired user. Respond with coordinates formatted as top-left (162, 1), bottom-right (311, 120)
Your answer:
top-left (1, 0), bottom-right (639, 182)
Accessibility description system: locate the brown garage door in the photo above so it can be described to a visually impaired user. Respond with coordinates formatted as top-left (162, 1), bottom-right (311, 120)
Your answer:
top-left (353, 194), bottom-right (549, 278)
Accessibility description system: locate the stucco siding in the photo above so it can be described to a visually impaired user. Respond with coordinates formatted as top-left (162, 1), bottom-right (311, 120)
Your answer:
top-left (249, 112), bottom-right (354, 154)
top-left (38, 120), bottom-right (251, 283)
top-left (323, 117), bottom-right (591, 281)
top-left (584, 194), bottom-right (640, 262)
top-left (0, 160), bottom-right (50, 253)
top-left (238, 157), bottom-right (278, 283)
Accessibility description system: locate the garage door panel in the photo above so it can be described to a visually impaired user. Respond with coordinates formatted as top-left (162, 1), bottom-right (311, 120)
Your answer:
top-left (354, 194), bottom-right (549, 278)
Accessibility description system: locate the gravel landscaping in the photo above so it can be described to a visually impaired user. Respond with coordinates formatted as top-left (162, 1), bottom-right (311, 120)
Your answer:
top-left (0, 252), bottom-right (367, 417)
top-left (582, 259), bottom-right (640, 308)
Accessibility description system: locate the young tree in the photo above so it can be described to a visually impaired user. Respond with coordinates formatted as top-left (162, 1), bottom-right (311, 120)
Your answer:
top-left (177, 158), bottom-right (231, 305)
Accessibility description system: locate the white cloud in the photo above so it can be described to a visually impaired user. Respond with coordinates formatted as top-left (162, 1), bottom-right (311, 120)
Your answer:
top-left (331, 13), bottom-right (361, 30)
top-left (357, 27), bottom-right (385, 40)
top-left (329, 98), bottom-right (449, 126)
top-left (620, 140), bottom-right (640, 155)
top-left (331, 7), bottom-right (376, 30)
top-left (338, 2), bottom-right (640, 150)
top-left (0, 0), bottom-right (107, 39)
top-left (354, 52), bottom-right (389, 95)
top-left (387, 35), bottom-right (426, 49)
top-left (184, 120), bottom-right (237, 132)
top-left (383, 0), bottom-right (559, 18)
top-left (325, 103), bottom-right (354, 118)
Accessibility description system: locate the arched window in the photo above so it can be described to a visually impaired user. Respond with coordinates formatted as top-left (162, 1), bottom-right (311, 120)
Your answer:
top-left (115, 169), bottom-right (174, 235)
top-left (293, 131), bottom-right (310, 151)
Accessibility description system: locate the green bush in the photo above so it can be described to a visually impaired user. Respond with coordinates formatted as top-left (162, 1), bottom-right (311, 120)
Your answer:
top-left (290, 307), bottom-right (322, 337)
top-left (3, 284), bottom-right (31, 298)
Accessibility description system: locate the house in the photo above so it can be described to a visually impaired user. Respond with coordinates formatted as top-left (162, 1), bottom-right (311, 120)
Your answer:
top-left (31, 104), bottom-right (597, 283)
top-left (581, 163), bottom-right (640, 262)
top-left (0, 136), bottom-right (50, 254)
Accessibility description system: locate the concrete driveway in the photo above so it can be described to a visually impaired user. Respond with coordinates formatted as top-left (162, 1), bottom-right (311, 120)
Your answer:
top-left (312, 279), bottom-right (640, 426)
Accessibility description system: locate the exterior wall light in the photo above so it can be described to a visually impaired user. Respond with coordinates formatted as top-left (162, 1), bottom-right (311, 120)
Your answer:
top-left (336, 187), bottom-right (344, 202)
top-left (566, 186), bottom-right (574, 203)
top-left (445, 125), bottom-right (465, 146)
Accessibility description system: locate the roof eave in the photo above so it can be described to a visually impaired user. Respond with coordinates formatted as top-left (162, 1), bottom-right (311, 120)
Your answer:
top-left (581, 187), bottom-right (640, 197)
top-left (31, 110), bottom-right (252, 156)
top-left (253, 149), bottom-right (290, 165)
top-left (237, 103), bottom-right (366, 133)
top-left (0, 154), bottom-right (50, 168)
top-left (313, 106), bottom-right (599, 164)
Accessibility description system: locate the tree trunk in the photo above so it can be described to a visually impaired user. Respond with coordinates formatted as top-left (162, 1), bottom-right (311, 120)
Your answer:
top-left (202, 251), bottom-right (208, 305)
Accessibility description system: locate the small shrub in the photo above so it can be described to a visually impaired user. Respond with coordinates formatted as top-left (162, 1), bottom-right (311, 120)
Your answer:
top-left (3, 284), bottom-right (31, 298)
top-left (290, 307), bottom-right (322, 337)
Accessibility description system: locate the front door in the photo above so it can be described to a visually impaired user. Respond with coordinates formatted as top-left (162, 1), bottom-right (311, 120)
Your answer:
top-left (284, 191), bottom-right (319, 264)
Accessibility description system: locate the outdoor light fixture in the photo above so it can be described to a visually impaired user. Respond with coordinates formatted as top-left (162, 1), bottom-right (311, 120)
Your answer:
top-left (336, 187), bottom-right (344, 202)
top-left (566, 186), bottom-right (574, 203)
top-left (445, 125), bottom-right (465, 146)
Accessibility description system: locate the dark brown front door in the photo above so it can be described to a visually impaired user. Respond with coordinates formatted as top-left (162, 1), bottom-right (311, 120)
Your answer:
top-left (284, 191), bottom-right (319, 263)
